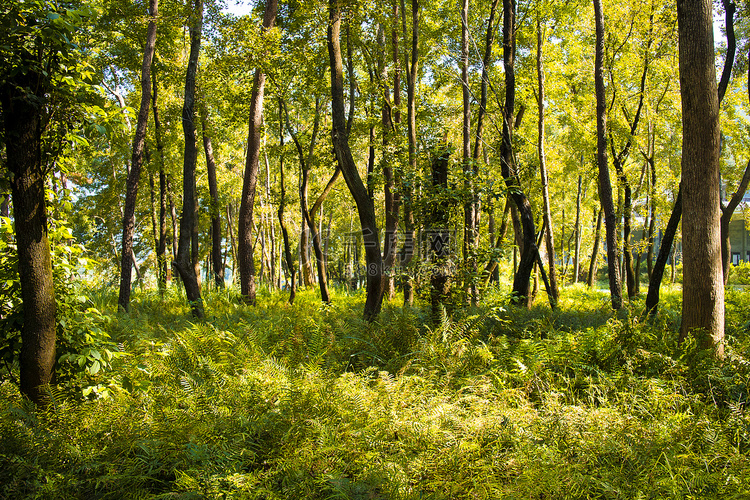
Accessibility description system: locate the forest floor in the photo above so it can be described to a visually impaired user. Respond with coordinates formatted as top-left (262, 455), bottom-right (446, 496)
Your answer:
top-left (2, 282), bottom-right (750, 499)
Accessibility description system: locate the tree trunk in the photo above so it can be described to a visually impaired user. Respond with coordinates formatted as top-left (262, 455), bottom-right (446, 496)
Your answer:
top-left (3, 80), bottom-right (56, 406)
top-left (430, 147), bottom-right (453, 322)
top-left (537, 15), bottom-right (558, 308)
top-left (460, 0), bottom-right (477, 305)
top-left (502, 0), bottom-right (537, 307)
top-left (573, 173), bottom-right (583, 283)
top-left (471, 0), bottom-right (499, 300)
top-left (238, 0), bottom-right (278, 304)
top-left (593, 0), bottom-right (622, 309)
top-left (201, 108), bottom-right (224, 289)
top-left (677, 0), bottom-right (724, 356)
top-left (118, 0), bottom-right (157, 312)
top-left (173, 0), bottom-right (204, 318)
top-left (329, 0), bottom-right (385, 320)
top-left (398, 0), bottom-right (419, 307)
top-left (587, 208), bottom-right (603, 288)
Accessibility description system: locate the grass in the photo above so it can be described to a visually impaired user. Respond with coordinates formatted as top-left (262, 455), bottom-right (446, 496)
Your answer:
top-left (2, 281), bottom-right (750, 499)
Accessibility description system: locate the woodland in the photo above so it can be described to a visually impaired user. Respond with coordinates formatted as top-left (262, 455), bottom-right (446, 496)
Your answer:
top-left (2, 0), bottom-right (750, 497)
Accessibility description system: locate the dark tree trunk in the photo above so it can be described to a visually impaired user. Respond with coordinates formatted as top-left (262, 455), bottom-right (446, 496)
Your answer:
top-left (537, 15), bottom-right (558, 308)
top-left (587, 208), bottom-right (603, 288)
top-left (278, 141), bottom-right (296, 304)
top-left (3, 81), bottom-right (56, 406)
top-left (329, 0), bottom-right (385, 320)
top-left (238, 0), bottom-right (277, 304)
top-left (460, 0), bottom-right (477, 305)
top-left (285, 98), bottom-right (330, 303)
top-left (174, 0), bottom-right (204, 318)
top-left (646, 186), bottom-right (681, 315)
top-left (118, 0), bottom-right (157, 312)
top-left (573, 173), bottom-right (583, 283)
top-left (398, 0), bottom-right (419, 307)
top-left (677, 0), bottom-right (724, 354)
top-left (429, 147), bottom-right (453, 322)
top-left (201, 109), bottom-right (224, 289)
top-left (594, 0), bottom-right (622, 309)
top-left (502, 0), bottom-right (537, 308)
top-left (470, 0), bottom-right (499, 301)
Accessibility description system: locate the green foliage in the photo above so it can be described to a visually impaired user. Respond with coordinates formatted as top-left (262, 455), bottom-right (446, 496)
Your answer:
top-left (0, 219), bottom-right (123, 397)
top-left (2, 286), bottom-right (750, 498)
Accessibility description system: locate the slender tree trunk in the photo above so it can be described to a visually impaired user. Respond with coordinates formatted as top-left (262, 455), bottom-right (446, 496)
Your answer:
top-left (329, 0), bottom-right (385, 320)
top-left (573, 174), bottom-right (583, 283)
top-left (677, 0), bottom-right (724, 355)
top-left (118, 0), bottom-right (157, 312)
top-left (238, 0), bottom-right (278, 304)
top-left (460, 0), bottom-right (477, 305)
top-left (593, 0), bottom-right (622, 309)
top-left (502, 0), bottom-right (537, 307)
top-left (399, 0), bottom-right (419, 307)
top-left (537, 15), bottom-right (558, 308)
top-left (201, 108), bottom-right (224, 289)
top-left (588, 208), bottom-right (603, 288)
top-left (472, 0), bottom-right (499, 300)
top-left (430, 147), bottom-right (453, 322)
top-left (174, 0), bottom-right (204, 318)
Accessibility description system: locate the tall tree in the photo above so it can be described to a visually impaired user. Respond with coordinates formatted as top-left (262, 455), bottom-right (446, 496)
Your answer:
top-left (460, 0), bottom-right (476, 305)
top-left (677, 0), bottom-right (724, 356)
top-left (118, 0), bottom-right (158, 312)
top-left (328, 0), bottom-right (385, 320)
top-left (399, 0), bottom-right (419, 306)
top-left (201, 107), bottom-right (224, 289)
top-left (237, 0), bottom-right (278, 304)
top-left (1, 1), bottom-right (92, 405)
top-left (536, 14), bottom-right (558, 308)
top-left (173, 0), bottom-right (205, 318)
top-left (593, 0), bottom-right (622, 309)
top-left (501, 0), bottom-right (538, 307)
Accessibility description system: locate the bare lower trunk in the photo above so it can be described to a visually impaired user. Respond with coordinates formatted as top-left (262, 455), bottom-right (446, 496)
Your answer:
top-left (329, 0), bottom-right (384, 320)
top-left (238, 0), bottom-right (278, 304)
top-left (4, 84), bottom-right (56, 406)
top-left (174, 0), bottom-right (204, 318)
top-left (587, 208), bottom-right (603, 288)
top-left (118, 0), bottom-right (157, 311)
top-left (594, 0), bottom-right (622, 309)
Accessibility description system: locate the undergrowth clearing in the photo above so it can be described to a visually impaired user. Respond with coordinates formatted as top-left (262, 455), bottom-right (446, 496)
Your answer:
top-left (2, 284), bottom-right (750, 499)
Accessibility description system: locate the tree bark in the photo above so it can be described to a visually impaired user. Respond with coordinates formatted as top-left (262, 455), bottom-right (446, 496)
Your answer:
top-left (593, 0), bottom-right (622, 309)
top-left (3, 78), bottom-right (56, 406)
top-left (587, 208), bottom-right (603, 288)
top-left (201, 108), bottom-right (224, 289)
top-left (118, 0), bottom-right (157, 312)
top-left (329, 0), bottom-right (385, 321)
top-left (677, 0), bottom-right (724, 356)
top-left (285, 98), bottom-right (330, 303)
top-left (502, 0), bottom-right (537, 308)
top-left (398, 0), bottom-right (419, 307)
top-left (238, 0), bottom-right (278, 304)
top-left (174, 0), bottom-right (205, 318)
top-left (573, 173), bottom-right (583, 283)
top-left (537, 15), bottom-right (558, 308)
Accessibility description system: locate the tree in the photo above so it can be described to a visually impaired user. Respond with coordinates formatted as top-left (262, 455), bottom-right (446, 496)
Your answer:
top-left (501, 0), bottom-right (539, 307)
top-left (677, 0), bottom-right (724, 356)
top-left (328, 0), bottom-right (385, 321)
top-left (237, 0), bottom-right (278, 305)
top-left (536, 13), bottom-right (558, 309)
top-left (173, 0), bottom-right (205, 318)
top-left (117, 0), bottom-right (158, 312)
top-left (593, 0), bottom-right (622, 310)
top-left (0, 0), bottom-right (92, 405)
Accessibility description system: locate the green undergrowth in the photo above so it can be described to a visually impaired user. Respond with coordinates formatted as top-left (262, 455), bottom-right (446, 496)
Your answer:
top-left (2, 284), bottom-right (750, 499)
